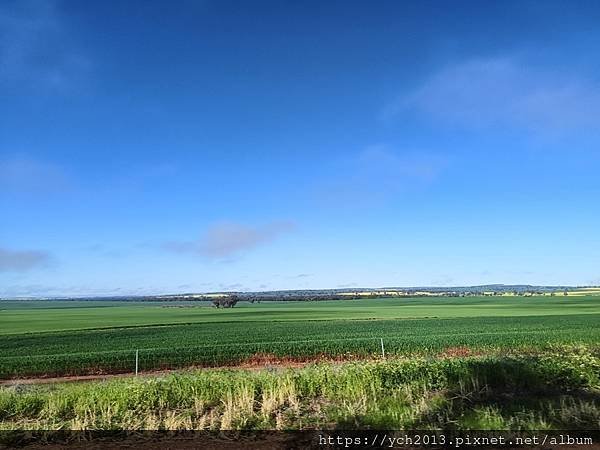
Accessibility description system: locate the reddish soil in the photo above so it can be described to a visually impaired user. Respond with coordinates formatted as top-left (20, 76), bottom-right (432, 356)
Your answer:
top-left (0, 353), bottom-right (372, 386)
top-left (0, 348), bottom-right (502, 386)
top-left (439, 346), bottom-right (479, 358)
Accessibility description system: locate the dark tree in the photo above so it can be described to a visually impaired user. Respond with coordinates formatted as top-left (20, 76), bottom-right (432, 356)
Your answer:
top-left (212, 295), bottom-right (239, 308)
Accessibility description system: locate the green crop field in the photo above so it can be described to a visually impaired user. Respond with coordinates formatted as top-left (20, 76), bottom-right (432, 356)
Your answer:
top-left (2, 295), bottom-right (600, 335)
top-left (1, 296), bottom-right (599, 379)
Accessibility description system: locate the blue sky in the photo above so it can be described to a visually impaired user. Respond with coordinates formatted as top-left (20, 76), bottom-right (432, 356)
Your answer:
top-left (1, 0), bottom-right (600, 296)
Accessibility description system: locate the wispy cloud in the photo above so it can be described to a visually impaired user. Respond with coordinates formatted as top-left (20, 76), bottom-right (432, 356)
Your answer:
top-left (315, 145), bottom-right (445, 207)
top-left (82, 243), bottom-right (122, 259)
top-left (0, 247), bottom-right (52, 272)
top-left (164, 221), bottom-right (296, 259)
top-left (429, 275), bottom-right (455, 287)
top-left (587, 278), bottom-right (600, 287)
top-left (0, 157), bottom-right (70, 194)
top-left (218, 282), bottom-right (245, 291)
top-left (0, 284), bottom-right (126, 298)
top-left (388, 57), bottom-right (600, 137)
top-left (0, 0), bottom-right (90, 88)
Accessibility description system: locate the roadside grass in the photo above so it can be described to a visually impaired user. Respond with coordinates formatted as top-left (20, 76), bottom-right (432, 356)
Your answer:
top-left (1, 345), bottom-right (598, 431)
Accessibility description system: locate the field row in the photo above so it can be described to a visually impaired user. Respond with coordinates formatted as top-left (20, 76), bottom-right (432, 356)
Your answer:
top-left (1, 314), bottom-right (599, 378)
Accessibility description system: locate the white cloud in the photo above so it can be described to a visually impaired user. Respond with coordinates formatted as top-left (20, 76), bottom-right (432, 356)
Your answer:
top-left (390, 57), bottom-right (600, 136)
top-left (164, 221), bottom-right (296, 259)
top-left (0, 247), bottom-right (52, 272)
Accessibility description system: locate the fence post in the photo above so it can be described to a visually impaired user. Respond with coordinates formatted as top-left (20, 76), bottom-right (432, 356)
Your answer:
top-left (135, 349), bottom-right (139, 376)
top-left (380, 338), bottom-right (385, 358)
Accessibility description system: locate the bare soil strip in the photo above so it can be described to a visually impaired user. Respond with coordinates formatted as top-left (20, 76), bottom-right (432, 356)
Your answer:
top-left (0, 353), bottom-right (357, 386)
top-left (0, 347), bottom-right (498, 386)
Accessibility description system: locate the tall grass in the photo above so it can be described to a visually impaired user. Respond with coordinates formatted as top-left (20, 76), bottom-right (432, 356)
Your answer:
top-left (1, 345), bottom-right (598, 431)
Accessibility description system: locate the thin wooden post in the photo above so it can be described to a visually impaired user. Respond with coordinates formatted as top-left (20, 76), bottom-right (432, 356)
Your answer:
top-left (135, 349), bottom-right (139, 376)
top-left (380, 338), bottom-right (385, 358)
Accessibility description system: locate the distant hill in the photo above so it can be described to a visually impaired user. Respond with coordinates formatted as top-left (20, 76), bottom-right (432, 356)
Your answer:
top-left (3, 284), bottom-right (599, 302)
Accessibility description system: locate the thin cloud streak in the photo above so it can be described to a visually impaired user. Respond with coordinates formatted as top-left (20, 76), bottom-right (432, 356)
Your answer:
top-left (314, 145), bottom-right (445, 207)
top-left (0, 157), bottom-right (70, 194)
top-left (0, 0), bottom-right (90, 88)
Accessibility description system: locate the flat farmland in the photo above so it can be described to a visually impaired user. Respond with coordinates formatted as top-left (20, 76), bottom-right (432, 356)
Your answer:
top-left (1, 296), bottom-right (599, 379)
top-left (2, 295), bottom-right (600, 334)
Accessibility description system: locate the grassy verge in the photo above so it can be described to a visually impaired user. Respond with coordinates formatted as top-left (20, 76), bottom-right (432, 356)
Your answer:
top-left (1, 345), bottom-right (598, 431)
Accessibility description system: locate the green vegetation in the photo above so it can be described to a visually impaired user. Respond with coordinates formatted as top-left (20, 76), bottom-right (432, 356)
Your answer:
top-left (2, 295), bottom-right (599, 335)
top-left (1, 296), bottom-right (599, 379)
top-left (1, 346), bottom-right (598, 430)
